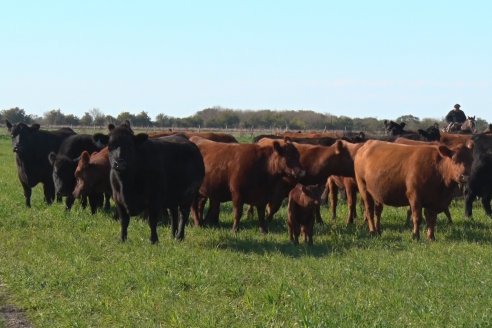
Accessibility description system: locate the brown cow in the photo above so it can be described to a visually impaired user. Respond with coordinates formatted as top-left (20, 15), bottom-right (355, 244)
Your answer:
top-left (190, 136), bottom-right (305, 232)
top-left (73, 147), bottom-right (112, 214)
top-left (355, 140), bottom-right (473, 240)
top-left (255, 138), bottom-right (363, 223)
top-left (287, 184), bottom-right (324, 245)
top-left (394, 137), bottom-right (458, 224)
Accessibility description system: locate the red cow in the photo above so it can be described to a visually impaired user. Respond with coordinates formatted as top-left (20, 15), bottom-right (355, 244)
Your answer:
top-left (255, 138), bottom-right (363, 223)
top-left (394, 137), bottom-right (457, 224)
top-left (354, 140), bottom-right (473, 240)
top-left (287, 184), bottom-right (324, 245)
top-left (73, 147), bottom-right (112, 214)
top-left (190, 136), bottom-right (305, 232)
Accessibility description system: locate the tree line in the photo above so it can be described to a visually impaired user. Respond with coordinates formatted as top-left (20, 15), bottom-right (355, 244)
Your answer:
top-left (1, 106), bottom-right (489, 132)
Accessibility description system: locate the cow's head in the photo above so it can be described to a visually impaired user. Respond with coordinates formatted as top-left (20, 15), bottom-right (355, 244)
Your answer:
top-left (418, 124), bottom-right (441, 141)
top-left (73, 151), bottom-right (92, 198)
top-left (270, 138), bottom-right (305, 179)
top-left (384, 120), bottom-right (405, 136)
top-left (438, 142), bottom-right (474, 185)
top-left (108, 124), bottom-right (148, 173)
top-left (49, 152), bottom-right (79, 196)
top-left (298, 184), bottom-right (324, 207)
top-left (8, 121), bottom-right (41, 156)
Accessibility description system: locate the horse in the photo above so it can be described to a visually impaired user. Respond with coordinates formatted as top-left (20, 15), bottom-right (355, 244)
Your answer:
top-left (444, 116), bottom-right (476, 134)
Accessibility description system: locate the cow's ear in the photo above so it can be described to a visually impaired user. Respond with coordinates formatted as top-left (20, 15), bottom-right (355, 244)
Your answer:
top-left (123, 120), bottom-right (131, 128)
top-left (438, 145), bottom-right (454, 158)
top-left (108, 123), bottom-right (115, 132)
top-left (283, 136), bottom-right (292, 144)
top-left (5, 120), bottom-right (12, 131)
top-left (48, 152), bottom-right (57, 166)
top-left (335, 140), bottom-right (343, 154)
top-left (273, 141), bottom-right (284, 155)
top-left (31, 123), bottom-right (40, 131)
top-left (400, 122), bottom-right (406, 128)
top-left (134, 133), bottom-right (148, 145)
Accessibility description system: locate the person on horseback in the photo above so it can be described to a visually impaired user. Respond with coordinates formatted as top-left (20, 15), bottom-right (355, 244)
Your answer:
top-left (445, 104), bottom-right (466, 132)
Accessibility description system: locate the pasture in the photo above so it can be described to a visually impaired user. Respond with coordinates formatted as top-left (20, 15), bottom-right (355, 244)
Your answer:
top-left (1, 131), bottom-right (492, 327)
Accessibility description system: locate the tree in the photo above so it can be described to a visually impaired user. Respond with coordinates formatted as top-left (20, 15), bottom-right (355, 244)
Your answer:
top-left (64, 114), bottom-right (80, 126)
top-left (134, 111), bottom-right (152, 127)
top-left (1, 107), bottom-right (32, 123)
top-left (155, 113), bottom-right (175, 127)
top-left (79, 112), bottom-right (93, 126)
top-left (89, 108), bottom-right (106, 126)
top-left (116, 112), bottom-right (136, 125)
top-left (43, 109), bottom-right (66, 125)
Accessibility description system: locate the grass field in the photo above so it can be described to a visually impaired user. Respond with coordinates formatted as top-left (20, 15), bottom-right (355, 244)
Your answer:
top-left (1, 132), bottom-right (492, 327)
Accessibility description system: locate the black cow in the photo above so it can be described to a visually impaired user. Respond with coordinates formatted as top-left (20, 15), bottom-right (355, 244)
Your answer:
top-left (108, 123), bottom-right (205, 244)
top-left (465, 134), bottom-right (492, 218)
top-left (6, 120), bottom-right (75, 207)
top-left (48, 134), bottom-right (108, 210)
top-left (417, 123), bottom-right (441, 141)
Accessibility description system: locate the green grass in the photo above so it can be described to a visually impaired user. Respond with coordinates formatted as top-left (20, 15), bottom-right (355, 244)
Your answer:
top-left (1, 134), bottom-right (492, 327)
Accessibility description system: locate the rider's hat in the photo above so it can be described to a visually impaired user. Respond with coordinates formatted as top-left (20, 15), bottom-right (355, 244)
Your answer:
top-left (454, 104), bottom-right (461, 109)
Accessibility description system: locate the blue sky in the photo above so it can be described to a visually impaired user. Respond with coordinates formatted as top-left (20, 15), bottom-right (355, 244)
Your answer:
top-left (1, 1), bottom-right (491, 121)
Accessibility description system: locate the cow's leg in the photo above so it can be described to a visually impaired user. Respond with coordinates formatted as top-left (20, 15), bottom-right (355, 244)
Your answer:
top-left (246, 205), bottom-right (255, 219)
top-left (406, 208), bottom-right (412, 226)
top-left (231, 198), bottom-right (244, 232)
top-left (169, 207), bottom-right (179, 239)
top-left (287, 214), bottom-right (295, 243)
top-left (176, 205), bottom-right (190, 241)
top-left (409, 202), bottom-right (423, 240)
top-left (89, 193), bottom-right (103, 214)
top-left (21, 181), bottom-right (32, 208)
top-left (374, 202), bottom-right (383, 235)
top-left (294, 222), bottom-right (301, 244)
top-left (346, 184), bottom-right (357, 225)
top-left (104, 192), bottom-right (111, 211)
top-left (148, 205), bottom-right (160, 244)
top-left (482, 195), bottom-right (492, 217)
top-left (424, 208), bottom-right (437, 241)
top-left (356, 177), bottom-right (376, 235)
top-left (43, 179), bottom-right (55, 205)
top-left (81, 194), bottom-right (88, 209)
top-left (116, 204), bottom-right (130, 242)
top-left (362, 194), bottom-right (376, 235)
top-left (328, 178), bottom-right (338, 221)
top-left (306, 217), bottom-right (314, 245)
top-left (464, 188), bottom-right (476, 219)
top-left (191, 195), bottom-right (206, 226)
top-left (65, 195), bottom-right (75, 211)
top-left (56, 193), bottom-right (63, 203)
top-left (256, 203), bottom-right (268, 234)
top-left (205, 199), bottom-right (221, 226)
top-left (443, 208), bottom-right (453, 223)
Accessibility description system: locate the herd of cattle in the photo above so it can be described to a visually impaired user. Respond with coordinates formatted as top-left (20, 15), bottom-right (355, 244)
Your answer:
top-left (5, 119), bottom-right (492, 245)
